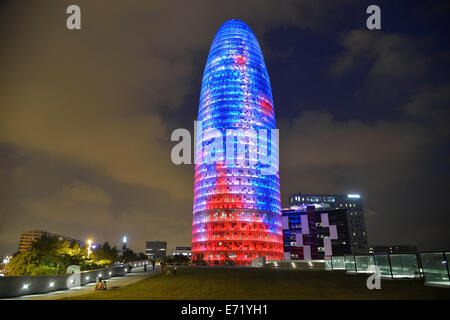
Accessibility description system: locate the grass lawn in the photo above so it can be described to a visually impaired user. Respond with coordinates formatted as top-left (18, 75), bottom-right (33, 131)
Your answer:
top-left (64, 267), bottom-right (450, 300)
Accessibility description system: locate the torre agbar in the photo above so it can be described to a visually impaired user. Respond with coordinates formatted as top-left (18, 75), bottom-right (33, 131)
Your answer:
top-left (192, 20), bottom-right (283, 265)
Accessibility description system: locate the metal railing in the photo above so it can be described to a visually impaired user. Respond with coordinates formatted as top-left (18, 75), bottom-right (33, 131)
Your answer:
top-left (324, 251), bottom-right (450, 287)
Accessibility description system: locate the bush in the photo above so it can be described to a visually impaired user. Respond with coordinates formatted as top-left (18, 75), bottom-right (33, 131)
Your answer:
top-left (30, 265), bottom-right (58, 276)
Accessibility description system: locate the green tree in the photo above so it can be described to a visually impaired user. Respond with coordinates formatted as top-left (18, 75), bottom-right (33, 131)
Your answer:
top-left (92, 241), bottom-right (118, 265)
top-left (5, 234), bottom-right (122, 276)
top-left (6, 250), bottom-right (42, 276)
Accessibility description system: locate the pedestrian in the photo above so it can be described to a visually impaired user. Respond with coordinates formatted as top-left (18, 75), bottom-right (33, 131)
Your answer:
top-left (144, 263), bottom-right (147, 272)
top-left (152, 260), bottom-right (155, 270)
top-left (94, 279), bottom-right (102, 291)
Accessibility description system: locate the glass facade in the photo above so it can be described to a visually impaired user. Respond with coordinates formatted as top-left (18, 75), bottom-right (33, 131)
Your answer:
top-left (420, 252), bottom-right (450, 284)
top-left (192, 20), bottom-right (283, 265)
top-left (374, 254), bottom-right (392, 278)
top-left (327, 252), bottom-right (449, 287)
top-left (389, 254), bottom-right (420, 278)
top-left (331, 256), bottom-right (346, 270)
top-left (355, 255), bottom-right (375, 273)
top-left (345, 255), bottom-right (356, 274)
top-left (324, 256), bottom-right (332, 271)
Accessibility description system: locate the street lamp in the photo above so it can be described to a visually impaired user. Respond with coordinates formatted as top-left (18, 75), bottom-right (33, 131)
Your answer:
top-left (122, 236), bottom-right (127, 251)
top-left (87, 239), bottom-right (92, 259)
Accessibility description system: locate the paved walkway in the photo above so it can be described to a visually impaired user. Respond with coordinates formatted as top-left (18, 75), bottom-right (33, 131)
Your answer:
top-left (6, 266), bottom-right (160, 300)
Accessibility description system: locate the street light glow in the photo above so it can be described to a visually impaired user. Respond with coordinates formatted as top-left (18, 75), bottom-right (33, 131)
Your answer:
top-left (87, 239), bottom-right (93, 259)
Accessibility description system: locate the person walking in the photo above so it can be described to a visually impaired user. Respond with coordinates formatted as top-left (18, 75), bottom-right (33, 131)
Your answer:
top-left (152, 260), bottom-right (155, 271)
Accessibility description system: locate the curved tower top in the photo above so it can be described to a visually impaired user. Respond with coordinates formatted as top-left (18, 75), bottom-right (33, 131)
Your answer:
top-left (198, 19), bottom-right (275, 131)
top-left (192, 19), bottom-right (283, 266)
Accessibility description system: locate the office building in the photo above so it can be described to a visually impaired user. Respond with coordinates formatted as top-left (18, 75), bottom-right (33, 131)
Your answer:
top-left (290, 193), bottom-right (369, 254)
top-left (145, 241), bottom-right (167, 260)
top-left (170, 247), bottom-right (192, 258)
top-left (192, 19), bottom-right (283, 265)
top-left (18, 230), bottom-right (85, 252)
top-left (282, 204), bottom-right (351, 260)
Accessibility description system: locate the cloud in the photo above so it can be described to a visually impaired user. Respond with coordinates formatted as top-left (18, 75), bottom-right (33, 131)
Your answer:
top-left (280, 111), bottom-right (425, 170)
top-left (61, 181), bottom-right (112, 206)
top-left (403, 83), bottom-right (450, 119)
top-left (277, 110), bottom-right (446, 249)
top-left (330, 30), bottom-right (429, 81)
top-left (0, 0), bottom-right (353, 203)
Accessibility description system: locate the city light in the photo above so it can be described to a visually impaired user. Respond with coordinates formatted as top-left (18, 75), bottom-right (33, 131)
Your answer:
top-left (347, 194), bottom-right (361, 199)
top-left (22, 284), bottom-right (29, 289)
top-left (123, 236), bottom-right (127, 243)
top-left (49, 282), bottom-right (54, 287)
top-left (2, 256), bottom-right (12, 264)
top-left (87, 239), bottom-right (92, 259)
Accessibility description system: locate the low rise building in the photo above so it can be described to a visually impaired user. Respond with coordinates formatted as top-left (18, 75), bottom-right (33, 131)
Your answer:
top-left (170, 246), bottom-right (191, 258)
top-left (145, 240), bottom-right (167, 260)
top-left (18, 230), bottom-right (85, 253)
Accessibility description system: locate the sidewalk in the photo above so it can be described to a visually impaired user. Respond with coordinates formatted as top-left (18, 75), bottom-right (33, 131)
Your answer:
top-left (5, 266), bottom-right (160, 300)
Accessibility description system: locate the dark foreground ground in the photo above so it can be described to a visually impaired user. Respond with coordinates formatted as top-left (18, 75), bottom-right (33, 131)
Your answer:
top-left (64, 267), bottom-right (450, 300)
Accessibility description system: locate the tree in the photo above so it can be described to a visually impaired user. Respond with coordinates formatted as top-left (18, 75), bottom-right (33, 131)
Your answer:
top-left (92, 241), bottom-right (118, 265)
top-left (6, 250), bottom-right (42, 276)
top-left (5, 234), bottom-right (120, 276)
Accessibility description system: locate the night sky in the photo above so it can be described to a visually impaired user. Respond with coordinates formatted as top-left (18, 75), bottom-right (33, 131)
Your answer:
top-left (1, 0), bottom-right (449, 255)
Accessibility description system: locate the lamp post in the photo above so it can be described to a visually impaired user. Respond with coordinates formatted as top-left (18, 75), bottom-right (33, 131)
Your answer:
top-left (122, 236), bottom-right (127, 251)
top-left (87, 239), bottom-right (92, 259)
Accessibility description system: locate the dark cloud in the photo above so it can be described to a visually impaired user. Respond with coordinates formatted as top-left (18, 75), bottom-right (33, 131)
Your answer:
top-left (403, 83), bottom-right (450, 120)
top-left (329, 29), bottom-right (431, 102)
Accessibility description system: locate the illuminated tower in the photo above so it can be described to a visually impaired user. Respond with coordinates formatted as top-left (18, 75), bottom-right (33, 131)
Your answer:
top-left (192, 20), bottom-right (283, 265)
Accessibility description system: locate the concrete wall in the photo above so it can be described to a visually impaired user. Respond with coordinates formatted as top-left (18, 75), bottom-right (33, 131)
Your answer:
top-left (0, 260), bottom-right (149, 299)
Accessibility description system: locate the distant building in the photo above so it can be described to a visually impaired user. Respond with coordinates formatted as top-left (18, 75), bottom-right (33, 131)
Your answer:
top-left (170, 247), bottom-right (191, 258)
top-left (145, 241), bottom-right (167, 260)
top-left (282, 205), bottom-right (352, 260)
top-left (18, 230), bottom-right (85, 253)
top-left (290, 193), bottom-right (369, 254)
top-left (369, 245), bottom-right (418, 254)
